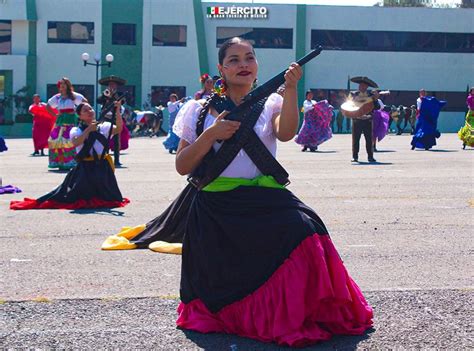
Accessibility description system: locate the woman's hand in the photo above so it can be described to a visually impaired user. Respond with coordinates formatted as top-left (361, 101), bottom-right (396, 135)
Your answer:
top-left (207, 111), bottom-right (241, 141)
top-left (85, 122), bottom-right (97, 134)
top-left (284, 63), bottom-right (302, 90)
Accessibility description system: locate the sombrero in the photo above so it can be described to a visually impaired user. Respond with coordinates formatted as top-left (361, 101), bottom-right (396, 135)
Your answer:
top-left (99, 75), bottom-right (126, 86)
top-left (350, 76), bottom-right (378, 88)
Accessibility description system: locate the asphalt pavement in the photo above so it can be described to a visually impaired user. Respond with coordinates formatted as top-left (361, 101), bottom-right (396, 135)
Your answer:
top-left (1, 133), bottom-right (472, 349)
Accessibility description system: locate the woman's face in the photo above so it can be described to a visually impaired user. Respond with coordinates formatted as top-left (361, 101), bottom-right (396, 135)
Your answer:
top-left (59, 81), bottom-right (67, 95)
top-left (306, 92), bottom-right (313, 100)
top-left (79, 103), bottom-right (95, 123)
top-left (33, 96), bottom-right (40, 104)
top-left (218, 42), bottom-right (258, 88)
top-left (204, 78), bottom-right (214, 91)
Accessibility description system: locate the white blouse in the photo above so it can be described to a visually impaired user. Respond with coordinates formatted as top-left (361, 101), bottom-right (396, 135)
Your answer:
top-left (173, 93), bottom-right (284, 179)
top-left (48, 92), bottom-right (85, 111)
top-left (70, 122), bottom-right (112, 155)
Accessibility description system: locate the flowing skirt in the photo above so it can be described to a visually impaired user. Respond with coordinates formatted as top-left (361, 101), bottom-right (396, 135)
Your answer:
top-left (102, 178), bottom-right (373, 347)
top-left (372, 110), bottom-right (389, 142)
top-left (295, 101), bottom-right (333, 148)
top-left (411, 97), bottom-right (445, 150)
top-left (31, 105), bottom-right (55, 151)
top-left (178, 185), bottom-right (373, 347)
top-left (10, 155), bottom-right (129, 210)
top-left (48, 113), bottom-right (78, 169)
top-left (458, 109), bottom-right (474, 147)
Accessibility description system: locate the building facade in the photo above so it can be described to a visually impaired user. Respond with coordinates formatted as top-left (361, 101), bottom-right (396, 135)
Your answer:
top-left (0, 0), bottom-right (472, 136)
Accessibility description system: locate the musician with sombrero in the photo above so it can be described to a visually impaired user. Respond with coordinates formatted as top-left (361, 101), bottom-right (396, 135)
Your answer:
top-left (342, 76), bottom-right (380, 163)
top-left (97, 75), bottom-right (130, 166)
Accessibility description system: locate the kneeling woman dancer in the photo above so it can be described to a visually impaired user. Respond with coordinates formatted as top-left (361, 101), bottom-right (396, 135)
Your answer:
top-left (11, 102), bottom-right (129, 210)
top-left (103, 37), bottom-right (372, 347)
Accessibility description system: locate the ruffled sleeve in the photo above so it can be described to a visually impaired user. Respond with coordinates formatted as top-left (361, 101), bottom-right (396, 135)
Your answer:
top-left (257, 93), bottom-right (283, 137)
top-left (173, 99), bottom-right (203, 144)
top-left (47, 94), bottom-right (59, 108)
top-left (73, 92), bottom-right (85, 105)
top-left (267, 93), bottom-right (283, 116)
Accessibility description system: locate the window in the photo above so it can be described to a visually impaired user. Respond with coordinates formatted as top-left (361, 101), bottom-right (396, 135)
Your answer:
top-left (311, 88), bottom-right (468, 112)
top-left (150, 86), bottom-right (186, 107)
top-left (152, 25), bottom-right (186, 46)
top-left (311, 30), bottom-right (474, 53)
top-left (47, 84), bottom-right (94, 104)
top-left (112, 23), bottom-right (136, 45)
top-left (47, 21), bottom-right (94, 44)
top-left (0, 21), bottom-right (12, 55)
top-left (217, 27), bottom-right (293, 49)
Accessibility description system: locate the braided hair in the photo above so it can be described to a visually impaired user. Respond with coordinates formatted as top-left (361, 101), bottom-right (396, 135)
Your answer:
top-left (195, 92), bottom-right (225, 137)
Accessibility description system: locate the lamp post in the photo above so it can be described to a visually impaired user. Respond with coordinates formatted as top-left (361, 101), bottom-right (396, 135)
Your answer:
top-left (81, 52), bottom-right (114, 112)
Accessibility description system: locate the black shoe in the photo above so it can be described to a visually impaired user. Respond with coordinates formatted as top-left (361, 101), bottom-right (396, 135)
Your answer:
top-left (309, 148), bottom-right (317, 152)
top-left (368, 157), bottom-right (377, 163)
top-left (351, 158), bottom-right (358, 163)
top-left (411, 145), bottom-right (415, 150)
top-left (32, 151), bottom-right (39, 156)
top-left (302, 146), bottom-right (307, 152)
top-left (463, 143), bottom-right (466, 150)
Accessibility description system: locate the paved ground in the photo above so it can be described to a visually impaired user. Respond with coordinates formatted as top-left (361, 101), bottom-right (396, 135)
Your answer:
top-left (0, 134), bottom-right (473, 349)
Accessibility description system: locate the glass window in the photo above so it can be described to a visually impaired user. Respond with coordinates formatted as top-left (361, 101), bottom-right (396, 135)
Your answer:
top-left (217, 27), bottom-right (293, 49)
top-left (152, 25), bottom-right (186, 47)
top-left (112, 23), bottom-right (136, 45)
top-left (150, 86), bottom-right (186, 107)
top-left (47, 21), bottom-right (94, 44)
top-left (311, 30), bottom-right (474, 53)
top-left (47, 84), bottom-right (94, 104)
top-left (0, 20), bottom-right (12, 55)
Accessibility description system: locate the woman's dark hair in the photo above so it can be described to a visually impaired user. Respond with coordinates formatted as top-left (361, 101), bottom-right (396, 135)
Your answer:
top-left (76, 102), bottom-right (87, 115)
top-left (218, 37), bottom-right (255, 65)
top-left (305, 90), bottom-right (313, 98)
top-left (33, 94), bottom-right (40, 98)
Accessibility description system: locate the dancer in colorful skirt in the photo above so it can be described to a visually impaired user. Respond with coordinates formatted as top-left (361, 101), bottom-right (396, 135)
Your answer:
top-left (46, 78), bottom-right (86, 170)
top-left (411, 96), bottom-right (446, 150)
top-left (163, 94), bottom-right (183, 154)
top-left (458, 87), bottom-right (474, 149)
top-left (11, 102), bottom-right (129, 210)
top-left (194, 73), bottom-right (213, 100)
top-left (29, 94), bottom-right (56, 156)
top-left (295, 93), bottom-right (333, 152)
top-left (102, 37), bottom-right (372, 347)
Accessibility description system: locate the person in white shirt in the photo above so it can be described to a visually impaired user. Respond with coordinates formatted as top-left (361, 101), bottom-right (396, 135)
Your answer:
top-left (10, 102), bottom-right (129, 211)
